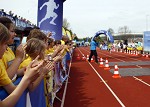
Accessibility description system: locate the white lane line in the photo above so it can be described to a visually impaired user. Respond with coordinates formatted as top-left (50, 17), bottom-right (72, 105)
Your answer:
top-left (136, 65), bottom-right (143, 68)
top-left (84, 49), bottom-right (149, 86)
top-left (61, 55), bottom-right (73, 107)
top-left (101, 50), bottom-right (150, 87)
top-left (81, 48), bottom-right (150, 87)
top-left (83, 47), bottom-right (150, 86)
top-left (133, 76), bottom-right (150, 87)
top-left (78, 48), bottom-right (126, 107)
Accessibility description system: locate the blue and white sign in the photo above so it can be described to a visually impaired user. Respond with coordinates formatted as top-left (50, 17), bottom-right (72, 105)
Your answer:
top-left (38, 0), bottom-right (63, 40)
top-left (143, 31), bottom-right (150, 52)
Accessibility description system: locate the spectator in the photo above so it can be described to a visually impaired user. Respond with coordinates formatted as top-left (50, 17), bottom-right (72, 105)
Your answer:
top-left (0, 9), bottom-right (6, 16)
top-left (0, 16), bottom-right (25, 80)
top-left (19, 38), bottom-right (54, 91)
top-left (21, 27), bottom-right (33, 44)
top-left (26, 28), bottom-right (64, 106)
top-left (61, 36), bottom-right (70, 78)
top-left (0, 23), bottom-right (44, 107)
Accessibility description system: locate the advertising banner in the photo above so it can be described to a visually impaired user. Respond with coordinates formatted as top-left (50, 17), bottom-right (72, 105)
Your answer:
top-left (38, 0), bottom-right (63, 40)
top-left (143, 31), bottom-right (150, 52)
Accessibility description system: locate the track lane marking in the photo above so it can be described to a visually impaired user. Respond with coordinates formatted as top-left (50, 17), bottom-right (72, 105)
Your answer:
top-left (78, 48), bottom-right (126, 107)
top-left (80, 47), bottom-right (150, 87)
top-left (136, 65), bottom-right (143, 68)
top-left (133, 76), bottom-right (150, 87)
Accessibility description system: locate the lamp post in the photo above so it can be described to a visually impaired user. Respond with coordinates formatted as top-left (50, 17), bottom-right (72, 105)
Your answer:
top-left (146, 15), bottom-right (149, 31)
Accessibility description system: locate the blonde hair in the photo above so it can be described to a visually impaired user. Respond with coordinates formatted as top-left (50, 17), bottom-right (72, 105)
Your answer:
top-left (47, 38), bottom-right (54, 46)
top-left (25, 38), bottom-right (46, 59)
top-left (0, 23), bottom-right (10, 44)
top-left (27, 29), bottom-right (48, 42)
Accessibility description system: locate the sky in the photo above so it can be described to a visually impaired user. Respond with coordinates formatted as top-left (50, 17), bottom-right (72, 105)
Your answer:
top-left (0, 0), bottom-right (150, 38)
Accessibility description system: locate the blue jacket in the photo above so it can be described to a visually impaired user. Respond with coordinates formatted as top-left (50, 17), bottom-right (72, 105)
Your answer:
top-left (90, 40), bottom-right (98, 50)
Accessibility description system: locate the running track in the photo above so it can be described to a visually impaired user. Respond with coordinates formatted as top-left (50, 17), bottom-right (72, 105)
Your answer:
top-left (54, 47), bottom-right (150, 107)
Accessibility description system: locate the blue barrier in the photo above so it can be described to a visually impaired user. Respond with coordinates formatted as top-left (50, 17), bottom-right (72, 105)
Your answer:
top-left (66, 52), bottom-right (71, 61)
top-left (0, 77), bottom-right (46, 107)
top-left (0, 77), bottom-right (27, 107)
top-left (29, 80), bottom-right (46, 107)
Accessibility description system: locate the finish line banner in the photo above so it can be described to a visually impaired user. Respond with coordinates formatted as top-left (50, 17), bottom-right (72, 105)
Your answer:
top-left (38, 0), bottom-right (63, 40)
top-left (143, 31), bottom-right (150, 52)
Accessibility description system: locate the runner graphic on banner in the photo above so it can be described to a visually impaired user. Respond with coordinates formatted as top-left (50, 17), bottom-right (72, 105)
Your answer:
top-left (38, 0), bottom-right (63, 40)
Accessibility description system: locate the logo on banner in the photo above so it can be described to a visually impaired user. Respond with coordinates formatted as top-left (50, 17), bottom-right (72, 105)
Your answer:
top-left (39, 0), bottom-right (59, 27)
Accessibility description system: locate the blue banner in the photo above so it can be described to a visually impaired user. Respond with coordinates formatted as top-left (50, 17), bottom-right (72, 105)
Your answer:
top-left (143, 31), bottom-right (150, 52)
top-left (38, 0), bottom-right (63, 40)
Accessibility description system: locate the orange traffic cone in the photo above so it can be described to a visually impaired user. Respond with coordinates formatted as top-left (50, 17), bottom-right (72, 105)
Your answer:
top-left (128, 50), bottom-right (130, 54)
top-left (82, 54), bottom-right (86, 60)
top-left (91, 57), bottom-right (94, 62)
top-left (76, 54), bottom-right (80, 60)
top-left (142, 52), bottom-right (145, 57)
top-left (104, 58), bottom-right (110, 70)
top-left (133, 51), bottom-right (136, 55)
top-left (112, 64), bottom-right (121, 78)
top-left (86, 55), bottom-right (89, 61)
top-left (120, 49), bottom-right (122, 53)
top-left (99, 57), bottom-right (104, 67)
top-left (135, 51), bottom-right (138, 56)
top-left (145, 53), bottom-right (149, 58)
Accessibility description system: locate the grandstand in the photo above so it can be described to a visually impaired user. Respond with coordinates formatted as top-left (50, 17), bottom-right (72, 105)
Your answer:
top-left (0, 9), bottom-right (36, 30)
top-left (101, 33), bottom-right (143, 43)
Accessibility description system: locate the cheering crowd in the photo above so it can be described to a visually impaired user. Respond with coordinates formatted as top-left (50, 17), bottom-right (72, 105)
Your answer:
top-left (0, 15), bottom-right (73, 107)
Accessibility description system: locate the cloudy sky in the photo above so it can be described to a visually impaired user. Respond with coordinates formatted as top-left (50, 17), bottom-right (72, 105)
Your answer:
top-left (0, 0), bottom-right (150, 38)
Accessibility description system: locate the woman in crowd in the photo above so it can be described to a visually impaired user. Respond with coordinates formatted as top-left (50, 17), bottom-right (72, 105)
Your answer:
top-left (0, 16), bottom-right (25, 81)
top-left (0, 23), bottom-right (44, 107)
top-left (0, 18), bottom-right (54, 106)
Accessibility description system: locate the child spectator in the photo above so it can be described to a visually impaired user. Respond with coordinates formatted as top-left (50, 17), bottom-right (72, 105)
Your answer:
top-left (19, 38), bottom-right (54, 91)
top-left (0, 23), bottom-right (44, 107)
top-left (0, 16), bottom-right (25, 81)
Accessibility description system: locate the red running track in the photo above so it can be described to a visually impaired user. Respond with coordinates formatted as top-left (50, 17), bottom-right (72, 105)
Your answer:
top-left (55, 47), bottom-right (150, 107)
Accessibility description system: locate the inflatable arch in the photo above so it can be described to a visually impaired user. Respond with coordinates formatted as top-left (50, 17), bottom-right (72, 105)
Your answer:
top-left (93, 30), bottom-right (114, 43)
